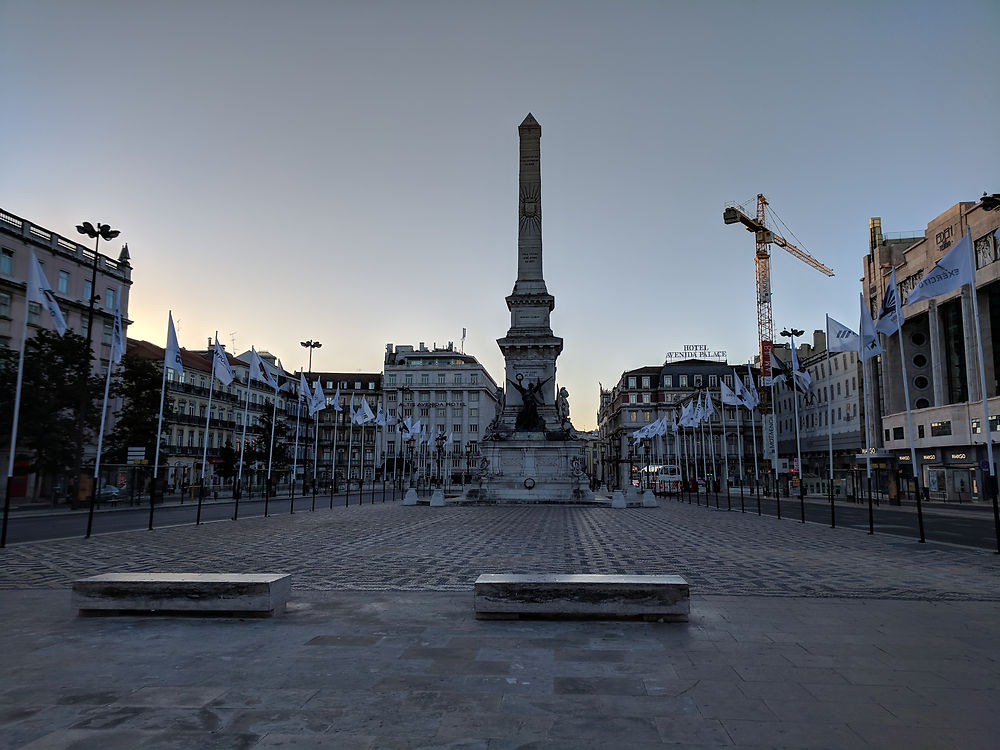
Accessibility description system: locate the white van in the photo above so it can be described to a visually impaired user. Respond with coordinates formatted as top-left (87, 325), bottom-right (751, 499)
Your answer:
top-left (654, 466), bottom-right (683, 496)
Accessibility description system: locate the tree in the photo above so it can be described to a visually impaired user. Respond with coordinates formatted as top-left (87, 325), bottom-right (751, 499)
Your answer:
top-left (104, 354), bottom-right (169, 465)
top-left (0, 330), bottom-right (101, 498)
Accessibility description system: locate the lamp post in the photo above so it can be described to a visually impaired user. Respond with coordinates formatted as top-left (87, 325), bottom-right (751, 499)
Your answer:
top-left (75, 221), bottom-right (119, 513)
top-left (300, 340), bottom-right (321, 496)
top-left (407, 437), bottom-right (416, 488)
top-left (780, 327), bottom-right (806, 523)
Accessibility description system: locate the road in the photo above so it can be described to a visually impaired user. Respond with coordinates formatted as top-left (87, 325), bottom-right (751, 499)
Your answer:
top-left (4, 487), bottom-right (998, 552)
top-left (2, 484), bottom-right (405, 545)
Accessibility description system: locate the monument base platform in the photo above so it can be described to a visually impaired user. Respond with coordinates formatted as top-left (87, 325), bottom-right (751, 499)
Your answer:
top-left (476, 434), bottom-right (596, 504)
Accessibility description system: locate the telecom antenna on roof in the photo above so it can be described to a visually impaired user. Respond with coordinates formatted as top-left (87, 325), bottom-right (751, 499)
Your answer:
top-left (229, 332), bottom-right (237, 352)
top-left (461, 327), bottom-right (467, 354)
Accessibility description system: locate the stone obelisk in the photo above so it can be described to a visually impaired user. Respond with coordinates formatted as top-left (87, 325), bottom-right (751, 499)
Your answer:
top-left (495, 113), bottom-right (564, 433)
top-left (477, 114), bottom-right (594, 504)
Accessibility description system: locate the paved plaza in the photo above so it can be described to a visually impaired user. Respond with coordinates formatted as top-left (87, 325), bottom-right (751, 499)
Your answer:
top-left (1, 499), bottom-right (999, 748)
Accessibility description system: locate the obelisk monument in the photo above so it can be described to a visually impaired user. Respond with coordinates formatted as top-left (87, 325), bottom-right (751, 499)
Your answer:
top-left (478, 114), bottom-right (594, 503)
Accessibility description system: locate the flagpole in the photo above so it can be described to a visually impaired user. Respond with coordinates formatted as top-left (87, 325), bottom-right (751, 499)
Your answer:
top-left (825, 318), bottom-right (835, 528)
top-left (197, 334), bottom-right (218, 526)
top-left (346, 411), bottom-right (355, 506)
top-left (86, 337), bottom-right (116, 538)
top-left (1, 308), bottom-right (31, 548)
top-left (235, 375), bottom-right (251, 521)
top-left (966, 240), bottom-right (999, 552)
top-left (265, 384), bottom-right (277, 517)
top-left (150, 363), bottom-right (168, 531)
top-left (862, 353), bottom-right (875, 533)
top-left (312, 411), bottom-right (318, 511)
top-left (788, 334), bottom-right (805, 523)
top-left (720, 390), bottom-right (729, 506)
top-left (330, 410), bottom-right (338, 509)
top-left (290, 375), bottom-right (302, 511)
top-left (896, 323), bottom-right (925, 542)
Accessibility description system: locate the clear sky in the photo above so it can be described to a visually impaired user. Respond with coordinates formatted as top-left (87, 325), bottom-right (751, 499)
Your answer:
top-left (3, 0), bottom-right (998, 430)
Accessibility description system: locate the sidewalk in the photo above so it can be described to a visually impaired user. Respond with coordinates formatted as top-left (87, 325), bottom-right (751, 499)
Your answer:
top-left (2, 500), bottom-right (998, 748)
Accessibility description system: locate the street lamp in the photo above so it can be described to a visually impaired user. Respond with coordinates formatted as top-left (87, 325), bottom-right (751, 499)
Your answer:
top-left (780, 327), bottom-right (806, 523)
top-left (76, 221), bottom-right (119, 518)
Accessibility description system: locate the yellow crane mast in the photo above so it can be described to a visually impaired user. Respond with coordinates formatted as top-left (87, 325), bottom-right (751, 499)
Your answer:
top-left (724, 194), bottom-right (834, 378)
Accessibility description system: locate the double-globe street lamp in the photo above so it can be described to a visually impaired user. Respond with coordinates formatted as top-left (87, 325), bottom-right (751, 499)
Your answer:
top-left (76, 221), bottom-right (119, 533)
top-left (300, 340), bottom-right (321, 496)
top-left (780, 327), bottom-right (806, 523)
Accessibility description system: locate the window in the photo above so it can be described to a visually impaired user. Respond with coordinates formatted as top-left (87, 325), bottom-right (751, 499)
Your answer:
top-left (388, 408), bottom-right (396, 417)
top-left (387, 441), bottom-right (395, 455)
top-left (0, 248), bottom-right (12, 275)
top-left (405, 374), bottom-right (413, 385)
top-left (836, 382), bottom-right (842, 396)
top-left (388, 392), bottom-right (397, 402)
top-left (454, 374), bottom-right (463, 384)
top-left (57, 270), bottom-right (69, 293)
top-left (387, 374), bottom-right (397, 385)
top-left (105, 288), bottom-right (115, 311)
top-left (643, 411), bottom-right (651, 421)
top-left (470, 373), bottom-right (479, 384)
top-left (83, 279), bottom-right (92, 303)
top-left (679, 375), bottom-right (688, 387)
top-left (420, 374), bottom-right (429, 384)
top-left (642, 393), bottom-right (650, 404)
top-left (420, 408), bottom-right (429, 417)
top-left (892, 426), bottom-right (904, 440)
top-left (930, 421), bottom-right (952, 437)
top-left (102, 323), bottom-right (112, 345)
top-left (438, 374), bottom-right (446, 384)
top-left (629, 411), bottom-right (638, 422)
top-left (663, 375), bottom-right (672, 387)
top-left (641, 376), bottom-right (650, 388)
top-left (724, 375), bottom-right (732, 387)
top-left (453, 424), bottom-right (462, 433)
top-left (708, 375), bottom-right (717, 387)
top-left (469, 408), bottom-right (478, 417)
top-left (355, 381), bottom-right (362, 389)
top-left (403, 391), bottom-right (413, 402)
top-left (628, 376), bottom-right (636, 388)
top-left (918, 424), bottom-right (925, 438)
top-left (469, 392), bottom-right (479, 402)
top-left (436, 391), bottom-right (447, 400)
top-left (469, 424), bottom-right (478, 432)
top-left (693, 375), bottom-right (702, 387)
top-left (628, 394), bottom-right (637, 404)
top-left (419, 392), bottom-right (429, 402)
top-left (0, 292), bottom-right (10, 317)
top-left (437, 408), bottom-right (446, 417)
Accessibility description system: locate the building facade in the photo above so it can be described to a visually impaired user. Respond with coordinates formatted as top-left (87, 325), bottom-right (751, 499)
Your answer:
top-left (382, 342), bottom-right (501, 483)
top-left (862, 198), bottom-right (1000, 502)
top-left (597, 360), bottom-right (763, 491)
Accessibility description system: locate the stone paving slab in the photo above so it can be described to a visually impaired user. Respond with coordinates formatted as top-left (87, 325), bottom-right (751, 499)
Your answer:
top-left (1, 501), bottom-right (998, 747)
top-left (2, 501), bottom-right (997, 599)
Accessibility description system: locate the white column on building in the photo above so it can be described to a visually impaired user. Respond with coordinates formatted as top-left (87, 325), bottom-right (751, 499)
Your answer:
top-left (928, 299), bottom-right (946, 407)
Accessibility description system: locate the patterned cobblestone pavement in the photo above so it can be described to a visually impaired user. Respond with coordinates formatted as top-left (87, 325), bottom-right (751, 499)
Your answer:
top-left (3, 501), bottom-right (998, 600)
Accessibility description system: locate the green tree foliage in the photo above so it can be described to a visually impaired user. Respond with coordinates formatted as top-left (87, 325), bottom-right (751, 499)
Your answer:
top-left (0, 330), bottom-right (101, 491)
top-left (104, 354), bottom-right (168, 464)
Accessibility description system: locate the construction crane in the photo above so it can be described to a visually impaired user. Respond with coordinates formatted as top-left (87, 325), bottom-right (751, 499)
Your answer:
top-left (724, 194), bottom-right (834, 375)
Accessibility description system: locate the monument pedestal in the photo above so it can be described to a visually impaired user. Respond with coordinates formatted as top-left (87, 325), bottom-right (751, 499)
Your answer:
top-left (480, 432), bottom-right (595, 504)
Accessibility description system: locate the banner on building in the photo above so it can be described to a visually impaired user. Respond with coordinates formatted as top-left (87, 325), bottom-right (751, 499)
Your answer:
top-left (760, 340), bottom-right (773, 385)
top-left (762, 413), bottom-right (778, 460)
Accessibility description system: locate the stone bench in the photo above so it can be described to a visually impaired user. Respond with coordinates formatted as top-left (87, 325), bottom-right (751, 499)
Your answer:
top-left (474, 573), bottom-right (689, 621)
top-left (72, 573), bottom-right (291, 618)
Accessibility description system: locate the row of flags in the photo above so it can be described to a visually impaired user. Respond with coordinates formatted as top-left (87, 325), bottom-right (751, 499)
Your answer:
top-left (631, 364), bottom-right (762, 444)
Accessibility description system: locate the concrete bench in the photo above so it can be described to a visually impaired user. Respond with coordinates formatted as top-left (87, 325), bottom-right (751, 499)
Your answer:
top-left (72, 573), bottom-right (291, 618)
top-left (474, 573), bottom-right (689, 621)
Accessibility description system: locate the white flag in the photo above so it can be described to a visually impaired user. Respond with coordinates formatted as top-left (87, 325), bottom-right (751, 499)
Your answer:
top-left (703, 390), bottom-right (715, 418)
top-left (875, 268), bottom-right (904, 336)
top-left (859, 293), bottom-right (883, 362)
top-left (331, 384), bottom-right (343, 412)
top-left (164, 311), bottom-right (184, 375)
top-left (444, 431), bottom-right (453, 447)
top-left (110, 290), bottom-right (124, 364)
top-left (826, 315), bottom-right (859, 354)
top-left (359, 397), bottom-right (376, 424)
top-left (720, 380), bottom-right (743, 407)
top-left (745, 364), bottom-right (760, 408)
top-left (299, 371), bottom-right (311, 401)
top-left (790, 345), bottom-right (812, 392)
top-left (906, 231), bottom-right (974, 305)
top-left (27, 251), bottom-right (67, 336)
top-left (249, 347), bottom-right (278, 390)
top-left (310, 379), bottom-right (326, 416)
top-left (212, 338), bottom-right (235, 385)
top-left (375, 402), bottom-right (387, 427)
